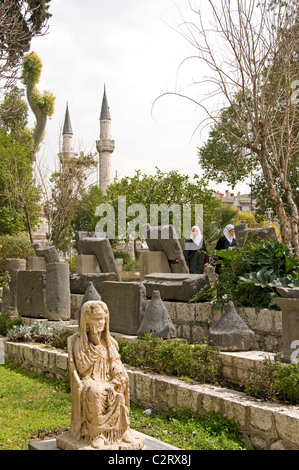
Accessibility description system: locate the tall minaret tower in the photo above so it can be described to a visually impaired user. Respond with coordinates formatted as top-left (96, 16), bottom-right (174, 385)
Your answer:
top-left (96, 85), bottom-right (115, 193)
top-left (59, 103), bottom-right (76, 163)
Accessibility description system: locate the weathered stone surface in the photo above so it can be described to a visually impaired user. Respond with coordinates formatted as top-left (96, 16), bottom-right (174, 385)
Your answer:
top-left (34, 244), bottom-right (61, 263)
top-left (75, 231), bottom-right (105, 246)
top-left (137, 290), bottom-right (176, 339)
top-left (28, 257), bottom-right (46, 271)
top-left (143, 273), bottom-right (210, 302)
top-left (75, 254), bottom-right (101, 274)
top-left (76, 234), bottom-right (121, 281)
top-left (56, 301), bottom-right (144, 450)
top-left (78, 281), bottom-right (101, 325)
top-left (17, 270), bottom-right (47, 318)
top-left (2, 258), bottom-right (26, 314)
top-left (273, 296), bottom-right (299, 363)
top-left (45, 263), bottom-right (70, 320)
top-left (208, 301), bottom-right (255, 351)
top-left (276, 287), bottom-right (299, 298)
top-left (70, 273), bottom-right (118, 294)
top-left (100, 281), bottom-right (147, 335)
top-left (140, 251), bottom-right (171, 280)
top-left (234, 223), bottom-right (277, 247)
top-left (144, 224), bottom-right (188, 273)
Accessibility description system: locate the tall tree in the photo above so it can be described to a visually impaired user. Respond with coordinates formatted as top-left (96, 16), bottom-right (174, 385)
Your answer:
top-left (0, 0), bottom-right (51, 90)
top-left (157, 0), bottom-right (299, 252)
top-left (0, 86), bottom-right (41, 240)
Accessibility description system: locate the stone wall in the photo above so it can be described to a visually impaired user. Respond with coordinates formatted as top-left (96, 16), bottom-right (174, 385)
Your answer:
top-left (3, 341), bottom-right (298, 450)
top-left (128, 367), bottom-right (299, 451)
top-left (162, 301), bottom-right (282, 352)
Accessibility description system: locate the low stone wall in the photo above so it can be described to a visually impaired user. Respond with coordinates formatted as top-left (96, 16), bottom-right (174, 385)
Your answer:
top-left (128, 367), bottom-right (299, 451)
top-left (3, 341), bottom-right (298, 450)
top-left (162, 301), bottom-right (282, 352)
top-left (4, 341), bottom-right (68, 382)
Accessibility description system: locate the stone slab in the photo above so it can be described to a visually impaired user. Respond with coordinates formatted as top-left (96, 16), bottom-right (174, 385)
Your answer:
top-left (75, 254), bottom-right (101, 274)
top-left (28, 431), bottom-right (179, 450)
top-left (140, 251), bottom-right (171, 280)
top-left (76, 236), bottom-right (121, 281)
top-left (100, 281), bottom-right (146, 335)
top-left (143, 273), bottom-right (210, 301)
top-left (144, 224), bottom-right (188, 273)
top-left (17, 270), bottom-right (47, 318)
top-left (70, 273), bottom-right (118, 294)
top-left (28, 257), bottom-right (47, 271)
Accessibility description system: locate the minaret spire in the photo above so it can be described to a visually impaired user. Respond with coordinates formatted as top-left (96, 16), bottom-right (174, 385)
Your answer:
top-left (59, 102), bottom-right (75, 163)
top-left (96, 86), bottom-right (115, 193)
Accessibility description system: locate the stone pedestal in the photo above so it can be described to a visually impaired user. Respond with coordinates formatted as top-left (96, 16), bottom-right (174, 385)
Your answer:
top-left (45, 263), bottom-right (70, 320)
top-left (274, 288), bottom-right (299, 363)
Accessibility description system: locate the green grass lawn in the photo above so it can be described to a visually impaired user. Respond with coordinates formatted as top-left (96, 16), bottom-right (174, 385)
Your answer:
top-left (0, 362), bottom-right (253, 450)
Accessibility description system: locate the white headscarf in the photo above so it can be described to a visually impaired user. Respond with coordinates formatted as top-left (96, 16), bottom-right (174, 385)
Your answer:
top-left (223, 224), bottom-right (235, 243)
top-left (190, 226), bottom-right (203, 247)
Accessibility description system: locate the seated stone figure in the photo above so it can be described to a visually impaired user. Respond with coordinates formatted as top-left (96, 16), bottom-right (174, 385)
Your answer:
top-left (56, 300), bottom-right (144, 450)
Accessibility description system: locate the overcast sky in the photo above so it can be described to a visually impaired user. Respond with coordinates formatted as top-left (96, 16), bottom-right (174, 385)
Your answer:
top-left (30, 0), bottom-right (251, 195)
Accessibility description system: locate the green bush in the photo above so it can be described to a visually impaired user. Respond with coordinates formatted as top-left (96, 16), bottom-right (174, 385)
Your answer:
top-left (245, 357), bottom-right (299, 405)
top-left (118, 334), bottom-right (222, 383)
top-left (0, 312), bottom-right (23, 336)
top-left (0, 234), bottom-right (35, 275)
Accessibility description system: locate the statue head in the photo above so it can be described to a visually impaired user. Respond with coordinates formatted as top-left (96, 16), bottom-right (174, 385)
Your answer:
top-left (79, 300), bottom-right (110, 348)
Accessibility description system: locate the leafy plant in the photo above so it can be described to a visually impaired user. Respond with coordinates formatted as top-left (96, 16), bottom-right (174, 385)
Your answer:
top-left (0, 312), bottom-right (23, 336)
top-left (192, 240), bottom-right (299, 309)
top-left (245, 357), bottom-right (299, 405)
top-left (6, 320), bottom-right (73, 350)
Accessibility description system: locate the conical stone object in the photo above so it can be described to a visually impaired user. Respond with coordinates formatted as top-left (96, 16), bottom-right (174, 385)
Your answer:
top-left (137, 290), bottom-right (176, 339)
top-left (78, 281), bottom-right (101, 325)
top-left (208, 301), bottom-right (254, 351)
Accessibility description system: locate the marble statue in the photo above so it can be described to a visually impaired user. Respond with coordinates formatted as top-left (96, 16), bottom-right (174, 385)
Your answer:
top-left (56, 300), bottom-right (144, 450)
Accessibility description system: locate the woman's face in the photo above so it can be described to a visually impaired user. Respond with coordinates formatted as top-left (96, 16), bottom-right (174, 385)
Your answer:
top-left (192, 227), bottom-right (199, 236)
top-left (229, 229), bottom-right (235, 237)
top-left (86, 316), bottom-right (106, 345)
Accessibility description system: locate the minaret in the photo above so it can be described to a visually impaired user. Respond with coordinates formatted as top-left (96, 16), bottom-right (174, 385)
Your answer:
top-left (59, 103), bottom-right (76, 163)
top-left (96, 86), bottom-right (115, 193)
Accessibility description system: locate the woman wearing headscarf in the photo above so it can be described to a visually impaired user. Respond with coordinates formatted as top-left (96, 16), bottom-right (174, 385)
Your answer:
top-left (214, 224), bottom-right (237, 274)
top-left (183, 226), bottom-right (209, 274)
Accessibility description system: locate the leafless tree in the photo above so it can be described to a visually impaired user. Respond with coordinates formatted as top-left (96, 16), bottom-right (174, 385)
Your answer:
top-left (156, 0), bottom-right (299, 252)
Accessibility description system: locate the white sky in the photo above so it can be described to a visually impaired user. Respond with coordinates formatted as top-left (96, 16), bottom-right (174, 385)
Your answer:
top-left (30, 0), bottom-right (251, 195)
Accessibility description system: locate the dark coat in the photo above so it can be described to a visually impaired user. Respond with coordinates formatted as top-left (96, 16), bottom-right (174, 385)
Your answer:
top-left (183, 238), bottom-right (209, 274)
top-left (215, 236), bottom-right (238, 274)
